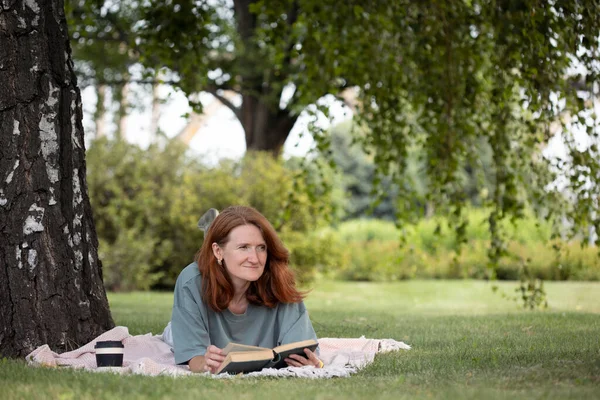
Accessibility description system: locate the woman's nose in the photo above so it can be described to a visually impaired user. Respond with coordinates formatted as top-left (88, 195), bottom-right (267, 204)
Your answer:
top-left (248, 248), bottom-right (259, 262)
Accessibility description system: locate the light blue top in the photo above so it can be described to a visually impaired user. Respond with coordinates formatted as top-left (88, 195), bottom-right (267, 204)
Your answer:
top-left (171, 262), bottom-right (318, 365)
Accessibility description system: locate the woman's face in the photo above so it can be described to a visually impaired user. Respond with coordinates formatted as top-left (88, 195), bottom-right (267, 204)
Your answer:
top-left (212, 224), bottom-right (267, 290)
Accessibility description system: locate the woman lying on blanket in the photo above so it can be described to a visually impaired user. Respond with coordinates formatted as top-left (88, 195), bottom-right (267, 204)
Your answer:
top-left (162, 205), bottom-right (322, 374)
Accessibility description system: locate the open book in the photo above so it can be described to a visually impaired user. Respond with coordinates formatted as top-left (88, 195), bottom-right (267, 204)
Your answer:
top-left (216, 339), bottom-right (319, 374)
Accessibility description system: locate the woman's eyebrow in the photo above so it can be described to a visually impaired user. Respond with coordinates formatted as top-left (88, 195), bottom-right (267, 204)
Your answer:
top-left (235, 241), bottom-right (266, 246)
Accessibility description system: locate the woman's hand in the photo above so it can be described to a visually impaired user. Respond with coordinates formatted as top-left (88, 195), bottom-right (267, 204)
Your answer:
top-left (189, 345), bottom-right (225, 374)
top-left (203, 345), bottom-right (226, 373)
top-left (284, 348), bottom-right (323, 368)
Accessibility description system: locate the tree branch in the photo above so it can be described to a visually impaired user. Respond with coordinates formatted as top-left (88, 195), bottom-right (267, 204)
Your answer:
top-left (205, 87), bottom-right (242, 121)
top-left (233, 0), bottom-right (256, 42)
top-left (76, 75), bottom-right (182, 86)
top-left (281, 1), bottom-right (300, 69)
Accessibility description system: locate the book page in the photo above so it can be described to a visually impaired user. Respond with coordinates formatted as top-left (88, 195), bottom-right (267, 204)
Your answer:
top-left (222, 342), bottom-right (270, 355)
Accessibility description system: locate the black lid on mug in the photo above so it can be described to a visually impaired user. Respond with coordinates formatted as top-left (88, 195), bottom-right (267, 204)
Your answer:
top-left (95, 341), bottom-right (124, 349)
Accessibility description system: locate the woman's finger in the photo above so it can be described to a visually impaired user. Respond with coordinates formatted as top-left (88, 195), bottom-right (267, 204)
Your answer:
top-left (284, 357), bottom-right (303, 367)
top-left (304, 349), bottom-right (317, 361)
top-left (288, 353), bottom-right (310, 365)
top-left (304, 349), bottom-right (320, 367)
top-left (207, 345), bottom-right (223, 355)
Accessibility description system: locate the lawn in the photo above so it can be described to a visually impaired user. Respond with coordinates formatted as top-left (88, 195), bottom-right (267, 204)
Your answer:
top-left (1, 280), bottom-right (599, 399)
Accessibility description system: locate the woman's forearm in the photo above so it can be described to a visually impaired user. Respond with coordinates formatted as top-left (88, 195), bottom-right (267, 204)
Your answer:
top-left (188, 355), bottom-right (207, 373)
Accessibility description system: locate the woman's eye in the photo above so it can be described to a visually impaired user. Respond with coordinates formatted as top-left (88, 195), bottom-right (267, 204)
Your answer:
top-left (258, 246), bottom-right (267, 252)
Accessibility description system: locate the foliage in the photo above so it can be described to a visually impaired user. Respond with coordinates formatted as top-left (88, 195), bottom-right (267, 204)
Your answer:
top-left (65, 0), bottom-right (149, 138)
top-left (98, 227), bottom-right (166, 291)
top-left (330, 1), bottom-right (600, 303)
top-left (326, 120), bottom-right (499, 220)
top-left (65, 0), bottom-right (140, 88)
top-left (280, 229), bottom-right (346, 282)
top-left (148, 1), bottom-right (598, 286)
top-left (324, 212), bottom-right (599, 284)
top-left (86, 138), bottom-right (338, 290)
top-left (327, 121), bottom-right (399, 220)
top-left (71, 1), bottom-right (600, 307)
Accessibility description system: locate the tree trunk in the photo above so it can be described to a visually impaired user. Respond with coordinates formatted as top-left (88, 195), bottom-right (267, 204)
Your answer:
top-left (233, 0), bottom-right (298, 155)
top-left (241, 95), bottom-right (298, 156)
top-left (115, 81), bottom-right (129, 140)
top-left (94, 84), bottom-right (107, 138)
top-left (150, 83), bottom-right (161, 140)
top-left (0, 0), bottom-right (114, 358)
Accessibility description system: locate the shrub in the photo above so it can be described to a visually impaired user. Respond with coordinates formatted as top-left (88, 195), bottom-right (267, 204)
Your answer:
top-left (87, 138), bottom-right (338, 290)
top-left (281, 229), bottom-right (348, 283)
top-left (326, 214), bottom-right (598, 282)
top-left (98, 227), bottom-right (166, 291)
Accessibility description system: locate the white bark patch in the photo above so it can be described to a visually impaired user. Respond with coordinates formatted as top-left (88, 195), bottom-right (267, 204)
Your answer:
top-left (21, 242), bottom-right (28, 248)
top-left (13, 119), bottom-right (20, 135)
top-left (0, 190), bottom-right (7, 206)
top-left (72, 168), bottom-right (83, 206)
top-left (24, 0), bottom-right (39, 13)
top-left (5, 160), bottom-right (19, 184)
top-left (70, 94), bottom-right (82, 149)
top-left (49, 187), bottom-right (57, 205)
top-left (28, 249), bottom-right (38, 271)
top-left (74, 249), bottom-right (83, 269)
top-left (16, 246), bottom-right (22, 269)
top-left (39, 81), bottom-right (60, 184)
top-left (17, 16), bottom-right (26, 29)
top-left (87, 231), bottom-right (95, 269)
top-left (73, 214), bottom-right (82, 228)
top-left (23, 203), bottom-right (44, 235)
top-left (72, 170), bottom-right (83, 240)
top-left (64, 52), bottom-right (70, 84)
top-left (24, 0), bottom-right (40, 26)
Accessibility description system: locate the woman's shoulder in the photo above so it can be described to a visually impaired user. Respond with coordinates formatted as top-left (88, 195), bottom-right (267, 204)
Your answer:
top-left (175, 262), bottom-right (202, 288)
top-left (173, 262), bottom-right (206, 308)
top-left (275, 300), bottom-right (307, 315)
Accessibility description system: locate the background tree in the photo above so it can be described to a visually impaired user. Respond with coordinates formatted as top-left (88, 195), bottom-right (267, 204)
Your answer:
top-left (327, 121), bottom-right (399, 221)
top-left (136, 0), bottom-right (599, 222)
top-left (64, 0), bottom-right (599, 306)
top-left (0, 0), bottom-right (114, 357)
top-left (65, 0), bottom-right (142, 138)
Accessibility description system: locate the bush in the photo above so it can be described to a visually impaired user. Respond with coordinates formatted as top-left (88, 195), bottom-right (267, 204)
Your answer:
top-left (325, 214), bottom-right (598, 282)
top-left (281, 229), bottom-right (348, 283)
top-left (98, 227), bottom-right (166, 291)
top-left (86, 138), bottom-right (598, 288)
top-left (87, 139), bottom-right (338, 290)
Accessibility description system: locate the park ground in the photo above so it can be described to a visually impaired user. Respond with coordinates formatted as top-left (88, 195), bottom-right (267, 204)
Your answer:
top-left (1, 280), bottom-right (599, 399)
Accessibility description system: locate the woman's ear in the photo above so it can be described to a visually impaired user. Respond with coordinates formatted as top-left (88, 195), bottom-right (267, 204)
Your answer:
top-left (211, 242), bottom-right (222, 261)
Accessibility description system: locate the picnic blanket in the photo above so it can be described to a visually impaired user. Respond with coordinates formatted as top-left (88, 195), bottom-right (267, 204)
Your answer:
top-left (26, 326), bottom-right (411, 378)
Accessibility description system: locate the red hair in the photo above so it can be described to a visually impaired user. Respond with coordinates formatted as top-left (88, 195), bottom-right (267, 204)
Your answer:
top-left (195, 205), bottom-right (305, 312)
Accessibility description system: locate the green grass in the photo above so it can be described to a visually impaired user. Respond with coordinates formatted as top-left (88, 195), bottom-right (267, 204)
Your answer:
top-left (1, 280), bottom-right (599, 399)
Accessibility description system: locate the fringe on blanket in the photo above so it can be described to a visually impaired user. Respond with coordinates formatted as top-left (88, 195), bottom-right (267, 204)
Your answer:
top-left (26, 326), bottom-right (410, 379)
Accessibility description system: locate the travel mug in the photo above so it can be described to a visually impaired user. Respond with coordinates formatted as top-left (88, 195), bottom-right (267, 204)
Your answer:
top-left (95, 340), bottom-right (124, 367)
